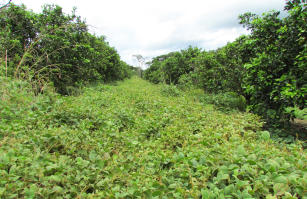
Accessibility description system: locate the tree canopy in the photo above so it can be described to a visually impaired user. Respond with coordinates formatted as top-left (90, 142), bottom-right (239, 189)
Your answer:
top-left (0, 4), bottom-right (133, 94)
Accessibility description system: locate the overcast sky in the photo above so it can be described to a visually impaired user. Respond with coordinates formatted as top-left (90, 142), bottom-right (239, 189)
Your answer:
top-left (11, 0), bottom-right (285, 67)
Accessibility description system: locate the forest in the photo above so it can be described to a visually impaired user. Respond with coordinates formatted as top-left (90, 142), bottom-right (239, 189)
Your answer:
top-left (0, 0), bottom-right (306, 198)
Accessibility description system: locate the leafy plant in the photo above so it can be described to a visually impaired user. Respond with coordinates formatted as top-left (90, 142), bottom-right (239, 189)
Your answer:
top-left (201, 92), bottom-right (247, 111)
top-left (239, 1), bottom-right (306, 123)
top-left (160, 84), bottom-right (181, 97)
top-left (144, 1), bottom-right (306, 127)
top-left (1, 76), bottom-right (306, 198)
top-left (0, 4), bottom-right (133, 95)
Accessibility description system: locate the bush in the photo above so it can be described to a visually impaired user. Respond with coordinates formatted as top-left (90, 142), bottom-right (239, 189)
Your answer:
top-left (160, 84), bottom-right (181, 97)
top-left (0, 4), bottom-right (132, 95)
top-left (239, 2), bottom-right (306, 123)
top-left (144, 1), bottom-right (306, 128)
top-left (201, 92), bottom-right (247, 111)
top-left (285, 107), bottom-right (307, 120)
top-left (177, 73), bottom-right (196, 91)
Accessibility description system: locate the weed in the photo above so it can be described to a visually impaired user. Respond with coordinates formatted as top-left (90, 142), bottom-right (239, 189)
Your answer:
top-left (0, 76), bottom-right (306, 198)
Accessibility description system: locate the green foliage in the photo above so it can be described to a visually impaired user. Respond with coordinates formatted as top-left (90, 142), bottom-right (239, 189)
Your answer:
top-left (239, 2), bottom-right (306, 123)
top-left (144, 46), bottom-right (200, 84)
top-left (285, 107), bottom-right (307, 120)
top-left (0, 4), bottom-right (132, 95)
top-left (194, 50), bottom-right (226, 92)
top-left (0, 76), bottom-right (306, 198)
top-left (1, 2), bottom-right (306, 196)
top-left (160, 84), bottom-right (181, 97)
top-left (259, 131), bottom-right (271, 141)
top-left (201, 92), bottom-right (247, 112)
top-left (177, 73), bottom-right (197, 90)
top-left (145, 35), bottom-right (253, 95)
top-left (144, 1), bottom-right (306, 127)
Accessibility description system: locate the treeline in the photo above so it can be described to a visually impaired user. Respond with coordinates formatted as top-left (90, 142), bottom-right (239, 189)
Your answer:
top-left (0, 4), bottom-right (133, 94)
top-left (144, 0), bottom-right (306, 124)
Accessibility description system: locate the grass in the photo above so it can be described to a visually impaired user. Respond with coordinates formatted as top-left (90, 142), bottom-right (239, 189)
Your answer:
top-left (0, 76), bottom-right (306, 198)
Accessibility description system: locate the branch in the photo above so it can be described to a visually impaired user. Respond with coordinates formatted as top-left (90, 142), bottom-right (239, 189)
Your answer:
top-left (0, 0), bottom-right (12, 10)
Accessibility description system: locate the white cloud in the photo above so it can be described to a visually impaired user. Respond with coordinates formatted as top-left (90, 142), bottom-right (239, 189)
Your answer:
top-left (14, 0), bottom-right (285, 67)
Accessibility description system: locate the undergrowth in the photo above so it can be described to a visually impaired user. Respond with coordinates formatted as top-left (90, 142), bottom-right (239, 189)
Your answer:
top-left (200, 92), bottom-right (247, 112)
top-left (0, 76), bottom-right (306, 198)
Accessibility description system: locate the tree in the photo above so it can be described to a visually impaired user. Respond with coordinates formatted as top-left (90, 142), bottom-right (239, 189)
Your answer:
top-left (0, 0), bottom-right (12, 10)
top-left (144, 46), bottom-right (200, 85)
top-left (133, 54), bottom-right (146, 77)
top-left (239, 1), bottom-right (306, 123)
top-left (1, 4), bottom-right (132, 94)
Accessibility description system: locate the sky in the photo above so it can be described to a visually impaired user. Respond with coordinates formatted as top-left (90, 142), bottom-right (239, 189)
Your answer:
top-left (10, 0), bottom-right (285, 68)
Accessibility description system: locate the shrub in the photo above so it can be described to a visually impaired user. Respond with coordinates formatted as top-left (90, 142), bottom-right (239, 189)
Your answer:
top-left (0, 4), bottom-right (132, 95)
top-left (160, 84), bottom-right (181, 97)
top-left (177, 73), bottom-right (196, 91)
top-left (201, 92), bottom-right (247, 111)
top-left (239, 2), bottom-right (306, 123)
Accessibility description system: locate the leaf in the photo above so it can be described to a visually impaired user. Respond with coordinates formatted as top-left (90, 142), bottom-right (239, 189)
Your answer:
top-left (201, 189), bottom-right (214, 198)
top-left (260, 131), bottom-right (270, 140)
top-left (273, 176), bottom-right (288, 184)
top-left (273, 183), bottom-right (289, 195)
top-left (52, 186), bottom-right (64, 193)
top-left (49, 175), bottom-right (62, 183)
top-left (89, 151), bottom-right (97, 161)
top-left (224, 184), bottom-right (235, 195)
top-left (24, 186), bottom-right (36, 199)
top-left (265, 194), bottom-right (276, 199)
top-left (168, 183), bottom-right (177, 189)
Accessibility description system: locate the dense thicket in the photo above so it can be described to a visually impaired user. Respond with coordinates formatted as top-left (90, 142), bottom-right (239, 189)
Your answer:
top-left (144, 47), bottom-right (200, 85)
top-left (144, 1), bottom-right (306, 124)
top-left (0, 4), bottom-right (132, 94)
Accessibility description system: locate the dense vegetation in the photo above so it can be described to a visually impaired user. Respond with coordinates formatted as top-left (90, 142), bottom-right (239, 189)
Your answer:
top-left (1, 76), bottom-right (306, 198)
top-left (0, 1), bottom-right (306, 198)
top-left (144, 1), bottom-right (306, 125)
top-left (0, 4), bottom-right (133, 94)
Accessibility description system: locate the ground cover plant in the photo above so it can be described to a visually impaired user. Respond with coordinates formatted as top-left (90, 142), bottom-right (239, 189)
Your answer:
top-left (0, 76), bottom-right (306, 198)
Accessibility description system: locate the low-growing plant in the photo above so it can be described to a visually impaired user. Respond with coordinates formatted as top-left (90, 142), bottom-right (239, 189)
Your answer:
top-left (201, 92), bottom-right (247, 111)
top-left (160, 84), bottom-right (181, 97)
top-left (285, 107), bottom-right (307, 120)
top-left (0, 76), bottom-right (306, 198)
